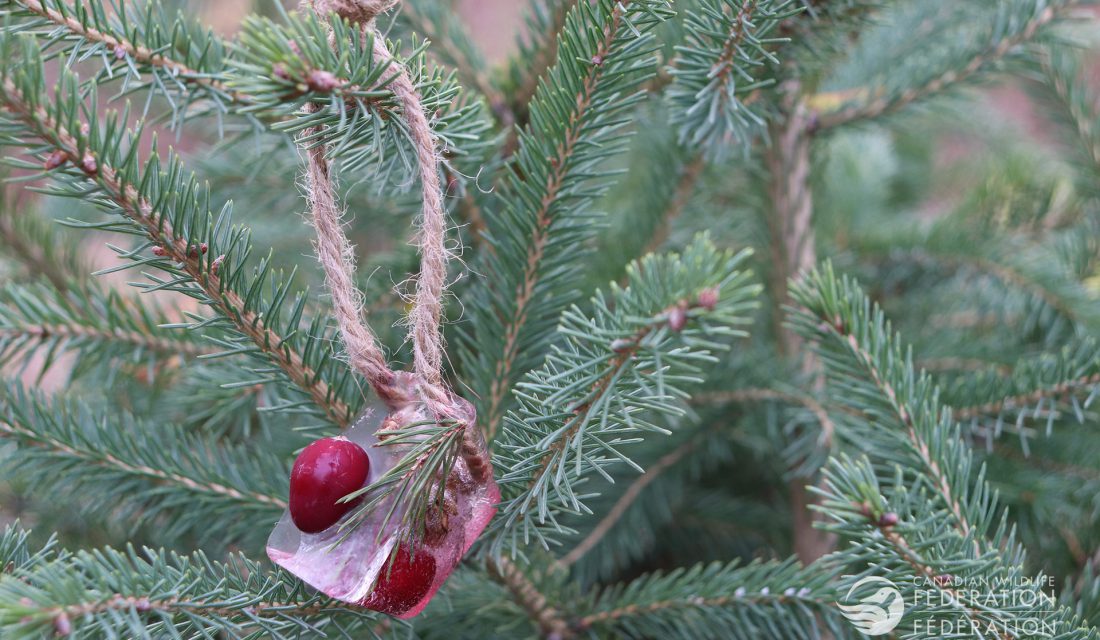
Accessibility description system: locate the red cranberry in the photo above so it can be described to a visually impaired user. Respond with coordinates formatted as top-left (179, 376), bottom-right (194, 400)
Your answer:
top-left (360, 545), bottom-right (436, 615)
top-left (288, 437), bottom-right (370, 533)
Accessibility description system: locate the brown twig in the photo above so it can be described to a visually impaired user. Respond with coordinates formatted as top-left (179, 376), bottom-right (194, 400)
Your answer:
top-left (487, 556), bottom-right (573, 639)
top-left (765, 86), bottom-right (834, 563)
top-left (691, 387), bottom-right (835, 444)
top-left (558, 438), bottom-right (698, 567)
top-left (642, 155), bottom-right (705, 256)
top-left (0, 205), bottom-right (76, 292)
top-left (0, 324), bottom-right (213, 360)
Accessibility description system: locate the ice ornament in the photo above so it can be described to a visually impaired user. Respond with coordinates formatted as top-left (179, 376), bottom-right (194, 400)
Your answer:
top-left (267, 387), bottom-right (499, 618)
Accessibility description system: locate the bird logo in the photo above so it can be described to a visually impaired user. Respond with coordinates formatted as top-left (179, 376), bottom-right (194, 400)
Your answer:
top-left (836, 576), bottom-right (905, 635)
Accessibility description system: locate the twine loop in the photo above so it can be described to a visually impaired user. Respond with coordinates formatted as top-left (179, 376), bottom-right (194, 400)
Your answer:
top-left (299, 0), bottom-right (452, 414)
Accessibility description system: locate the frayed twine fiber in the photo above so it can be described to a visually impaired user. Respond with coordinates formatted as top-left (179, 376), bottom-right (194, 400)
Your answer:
top-left (373, 32), bottom-right (451, 407)
top-left (310, 0), bottom-right (399, 24)
top-left (300, 0), bottom-right (451, 411)
top-left (302, 133), bottom-right (398, 397)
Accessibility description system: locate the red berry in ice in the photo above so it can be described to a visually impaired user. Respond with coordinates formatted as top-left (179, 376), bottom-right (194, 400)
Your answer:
top-left (361, 545), bottom-right (436, 615)
top-left (289, 437), bottom-right (370, 533)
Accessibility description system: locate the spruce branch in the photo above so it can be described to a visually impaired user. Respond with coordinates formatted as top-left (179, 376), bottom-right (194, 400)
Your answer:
top-left (0, 523), bottom-right (52, 575)
top-left (813, 0), bottom-right (1085, 131)
top-left (490, 236), bottom-right (760, 552)
top-left (667, 0), bottom-right (795, 154)
top-left (945, 337), bottom-right (1100, 438)
top-left (6, 1), bottom-right (493, 178)
top-left (852, 221), bottom-right (1100, 344)
top-left (790, 266), bottom-right (978, 539)
top-left (10, 0), bottom-right (225, 84)
top-left (4, 0), bottom-right (237, 128)
top-left (461, 0), bottom-right (674, 441)
top-left (817, 454), bottom-right (1063, 640)
top-left (1063, 561), bottom-right (1100, 628)
top-left (1024, 45), bottom-right (1100, 199)
top-left (576, 558), bottom-right (848, 639)
top-left (0, 36), bottom-right (359, 429)
top-left (231, 11), bottom-right (493, 175)
top-left (0, 281), bottom-right (212, 380)
top-left (0, 381), bottom-right (287, 547)
top-left (499, 0), bottom-right (579, 152)
top-left (0, 194), bottom-right (85, 291)
top-left (855, 495), bottom-right (1016, 638)
top-left (956, 373), bottom-right (1100, 421)
top-left (791, 263), bottom-right (1097, 638)
top-left (0, 529), bottom-right (384, 639)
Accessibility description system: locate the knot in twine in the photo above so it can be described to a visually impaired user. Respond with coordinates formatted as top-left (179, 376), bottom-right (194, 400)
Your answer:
top-left (299, 0), bottom-right (453, 416)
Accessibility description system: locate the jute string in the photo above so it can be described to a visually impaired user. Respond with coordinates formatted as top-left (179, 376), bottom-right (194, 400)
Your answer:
top-left (300, 0), bottom-right (450, 411)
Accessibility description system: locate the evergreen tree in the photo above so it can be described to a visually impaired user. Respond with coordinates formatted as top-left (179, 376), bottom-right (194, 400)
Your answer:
top-left (0, 0), bottom-right (1097, 638)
